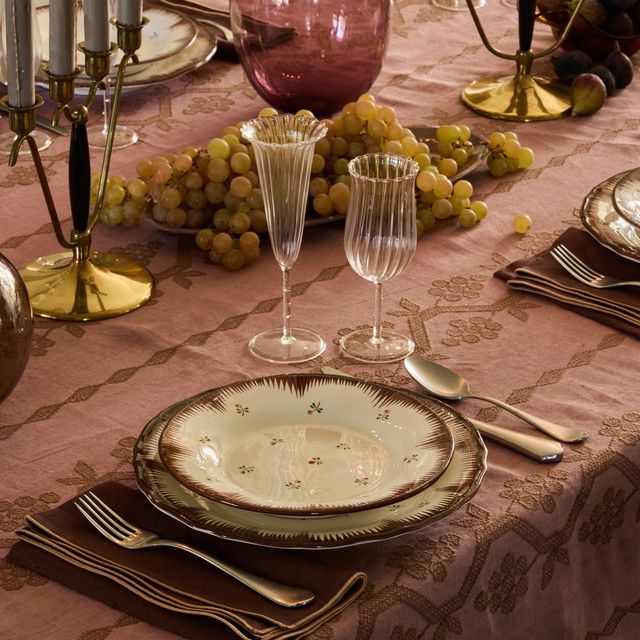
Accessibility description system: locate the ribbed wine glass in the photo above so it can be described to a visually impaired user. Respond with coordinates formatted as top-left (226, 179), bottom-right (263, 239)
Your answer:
top-left (341, 153), bottom-right (419, 363)
top-left (241, 114), bottom-right (327, 363)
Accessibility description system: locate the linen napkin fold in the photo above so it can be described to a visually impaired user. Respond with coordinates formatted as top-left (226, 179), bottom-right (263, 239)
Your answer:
top-left (495, 227), bottom-right (640, 339)
top-left (7, 481), bottom-right (367, 640)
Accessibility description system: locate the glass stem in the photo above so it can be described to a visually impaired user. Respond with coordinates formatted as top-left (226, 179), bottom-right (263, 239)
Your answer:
top-left (281, 266), bottom-right (294, 344)
top-left (372, 281), bottom-right (384, 344)
top-left (102, 75), bottom-right (112, 136)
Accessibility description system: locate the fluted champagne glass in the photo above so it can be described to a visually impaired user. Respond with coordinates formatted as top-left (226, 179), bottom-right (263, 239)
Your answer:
top-left (341, 153), bottom-right (419, 363)
top-left (241, 114), bottom-right (327, 363)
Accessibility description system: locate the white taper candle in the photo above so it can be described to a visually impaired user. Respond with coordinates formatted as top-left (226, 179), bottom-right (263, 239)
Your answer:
top-left (4, 0), bottom-right (36, 107)
top-left (49, 0), bottom-right (76, 76)
top-left (84, 0), bottom-right (111, 53)
top-left (117, 0), bottom-right (143, 26)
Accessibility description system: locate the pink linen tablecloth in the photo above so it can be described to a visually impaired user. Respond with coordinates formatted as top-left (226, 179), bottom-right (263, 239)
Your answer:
top-left (1, 1), bottom-right (640, 639)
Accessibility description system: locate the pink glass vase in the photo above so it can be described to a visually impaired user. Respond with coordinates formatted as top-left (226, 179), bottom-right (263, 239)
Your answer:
top-left (230, 0), bottom-right (392, 117)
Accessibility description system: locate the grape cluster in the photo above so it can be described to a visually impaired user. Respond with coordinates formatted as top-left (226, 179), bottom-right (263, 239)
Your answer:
top-left (433, 124), bottom-right (476, 177)
top-left (303, 101), bottom-right (489, 231)
top-left (91, 126), bottom-right (269, 270)
top-left (92, 171), bottom-right (149, 227)
top-left (95, 96), bottom-right (534, 270)
top-left (486, 131), bottom-right (534, 178)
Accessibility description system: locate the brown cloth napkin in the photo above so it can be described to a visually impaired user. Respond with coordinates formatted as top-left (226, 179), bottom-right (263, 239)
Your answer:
top-left (7, 482), bottom-right (367, 640)
top-left (495, 227), bottom-right (640, 339)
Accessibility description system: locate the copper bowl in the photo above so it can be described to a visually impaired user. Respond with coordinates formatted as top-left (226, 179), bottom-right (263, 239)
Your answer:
top-left (0, 253), bottom-right (33, 404)
top-left (538, 8), bottom-right (640, 61)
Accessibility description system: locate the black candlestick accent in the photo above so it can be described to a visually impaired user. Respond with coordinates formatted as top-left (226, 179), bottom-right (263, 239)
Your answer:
top-left (69, 121), bottom-right (91, 233)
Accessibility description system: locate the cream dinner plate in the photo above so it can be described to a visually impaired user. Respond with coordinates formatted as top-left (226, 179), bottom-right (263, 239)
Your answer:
top-left (37, 20), bottom-right (217, 95)
top-left (158, 375), bottom-right (454, 516)
top-left (134, 385), bottom-right (487, 549)
top-left (581, 171), bottom-right (640, 264)
top-left (38, 6), bottom-right (198, 77)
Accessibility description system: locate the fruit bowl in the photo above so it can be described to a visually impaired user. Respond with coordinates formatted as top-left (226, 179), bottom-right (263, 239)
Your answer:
top-left (537, 1), bottom-right (640, 61)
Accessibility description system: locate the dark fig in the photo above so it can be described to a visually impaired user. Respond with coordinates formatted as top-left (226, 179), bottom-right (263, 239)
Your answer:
top-left (551, 50), bottom-right (593, 83)
top-left (589, 64), bottom-right (617, 94)
top-left (628, 1), bottom-right (640, 29)
top-left (601, 10), bottom-right (635, 36)
top-left (570, 73), bottom-right (607, 115)
top-left (603, 0), bottom-right (635, 11)
top-left (604, 48), bottom-right (634, 87)
top-left (566, 0), bottom-right (608, 30)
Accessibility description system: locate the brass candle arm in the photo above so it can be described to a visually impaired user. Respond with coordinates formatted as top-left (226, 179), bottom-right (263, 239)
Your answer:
top-left (4, 15), bottom-right (154, 321)
top-left (83, 16), bottom-right (150, 235)
top-left (465, 0), bottom-right (587, 63)
top-left (461, 0), bottom-right (588, 121)
top-left (1, 95), bottom-right (71, 249)
top-left (86, 51), bottom-right (134, 234)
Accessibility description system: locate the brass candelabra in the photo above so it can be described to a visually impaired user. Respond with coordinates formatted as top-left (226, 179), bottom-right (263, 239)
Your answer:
top-left (3, 17), bottom-right (154, 321)
top-left (461, 0), bottom-right (585, 122)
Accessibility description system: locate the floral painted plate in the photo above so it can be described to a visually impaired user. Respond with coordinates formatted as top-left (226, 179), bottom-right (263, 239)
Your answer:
top-left (134, 387), bottom-right (486, 549)
top-left (158, 375), bottom-right (454, 516)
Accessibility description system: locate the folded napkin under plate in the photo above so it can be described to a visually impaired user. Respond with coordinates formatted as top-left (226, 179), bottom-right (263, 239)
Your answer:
top-left (496, 227), bottom-right (640, 339)
top-left (7, 482), bottom-right (366, 640)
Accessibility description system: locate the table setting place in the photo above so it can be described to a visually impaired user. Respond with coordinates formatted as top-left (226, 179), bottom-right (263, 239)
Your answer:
top-left (1, 0), bottom-right (640, 639)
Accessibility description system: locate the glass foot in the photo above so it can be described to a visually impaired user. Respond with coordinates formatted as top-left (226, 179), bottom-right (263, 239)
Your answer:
top-left (87, 124), bottom-right (138, 149)
top-left (0, 130), bottom-right (52, 154)
top-left (249, 327), bottom-right (326, 364)
top-left (340, 328), bottom-right (414, 363)
top-left (432, 0), bottom-right (485, 9)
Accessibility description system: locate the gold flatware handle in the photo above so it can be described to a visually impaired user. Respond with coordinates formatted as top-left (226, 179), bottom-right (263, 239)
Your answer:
top-left (320, 367), bottom-right (564, 463)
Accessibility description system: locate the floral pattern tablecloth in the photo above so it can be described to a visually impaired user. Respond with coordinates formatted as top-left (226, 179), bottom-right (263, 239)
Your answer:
top-left (1, 1), bottom-right (639, 638)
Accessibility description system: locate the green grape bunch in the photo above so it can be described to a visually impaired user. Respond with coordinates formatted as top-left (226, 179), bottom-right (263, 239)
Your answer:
top-left (485, 131), bottom-right (534, 178)
top-left (94, 96), bottom-right (534, 270)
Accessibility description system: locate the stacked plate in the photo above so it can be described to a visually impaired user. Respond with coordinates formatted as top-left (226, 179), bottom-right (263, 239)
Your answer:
top-left (582, 170), bottom-right (640, 264)
top-left (134, 374), bottom-right (487, 549)
top-left (36, 6), bottom-right (218, 93)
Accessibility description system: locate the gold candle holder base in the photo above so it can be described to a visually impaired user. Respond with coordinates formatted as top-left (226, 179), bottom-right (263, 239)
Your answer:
top-left (461, 74), bottom-right (571, 122)
top-left (4, 15), bottom-right (155, 321)
top-left (462, 0), bottom-right (584, 121)
top-left (19, 251), bottom-right (154, 321)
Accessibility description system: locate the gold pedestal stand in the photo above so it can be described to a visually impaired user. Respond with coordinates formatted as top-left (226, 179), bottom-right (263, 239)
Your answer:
top-left (461, 0), bottom-right (585, 122)
top-left (5, 18), bottom-right (154, 321)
